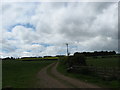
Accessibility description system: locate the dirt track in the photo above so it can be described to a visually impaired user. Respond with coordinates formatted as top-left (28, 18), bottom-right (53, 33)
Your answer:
top-left (36, 62), bottom-right (101, 88)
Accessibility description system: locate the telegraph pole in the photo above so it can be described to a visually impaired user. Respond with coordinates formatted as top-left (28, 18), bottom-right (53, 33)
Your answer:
top-left (66, 43), bottom-right (69, 56)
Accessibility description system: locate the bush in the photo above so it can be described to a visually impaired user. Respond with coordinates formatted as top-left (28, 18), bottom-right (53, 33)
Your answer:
top-left (73, 53), bottom-right (87, 66)
top-left (60, 53), bottom-right (87, 68)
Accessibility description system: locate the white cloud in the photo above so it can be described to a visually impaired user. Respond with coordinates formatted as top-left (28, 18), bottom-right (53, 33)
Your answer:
top-left (1, 2), bottom-right (118, 57)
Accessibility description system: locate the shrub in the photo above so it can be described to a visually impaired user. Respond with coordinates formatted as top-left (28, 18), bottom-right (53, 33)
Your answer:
top-left (61, 53), bottom-right (87, 68)
top-left (73, 53), bottom-right (87, 66)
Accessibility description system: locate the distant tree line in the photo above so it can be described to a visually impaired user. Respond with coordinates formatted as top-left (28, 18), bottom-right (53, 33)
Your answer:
top-left (77, 51), bottom-right (116, 57)
top-left (2, 51), bottom-right (117, 60)
top-left (21, 56), bottom-right (42, 59)
top-left (2, 57), bottom-right (16, 60)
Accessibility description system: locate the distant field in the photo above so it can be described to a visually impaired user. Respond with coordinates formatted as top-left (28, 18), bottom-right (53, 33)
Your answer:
top-left (86, 56), bottom-right (119, 67)
top-left (20, 57), bottom-right (58, 61)
top-left (2, 60), bottom-right (55, 88)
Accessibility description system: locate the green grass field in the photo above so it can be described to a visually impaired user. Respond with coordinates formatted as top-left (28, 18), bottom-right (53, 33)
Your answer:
top-left (57, 56), bottom-right (120, 88)
top-left (86, 56), bottom-right (119, 67)
top-left (2, 60), bottom-right (54, 88)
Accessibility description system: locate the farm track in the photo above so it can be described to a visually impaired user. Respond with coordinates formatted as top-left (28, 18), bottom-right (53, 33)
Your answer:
top-left (37, 62), bottom-right (101, 88)
top-left (36, 63), bottom-right (68, 88)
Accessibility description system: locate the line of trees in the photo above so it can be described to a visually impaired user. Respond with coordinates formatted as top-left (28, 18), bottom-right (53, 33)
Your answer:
top-left (2, 57), bottom-right (16, 60)
top-left (77, 51), bottom-right (116, 57)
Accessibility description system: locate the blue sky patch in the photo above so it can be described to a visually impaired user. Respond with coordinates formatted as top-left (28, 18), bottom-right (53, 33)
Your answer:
top-left (26, 50), bottom-right (32, 52)
top-left (7, 38), bottom-right (16, 40)
top-left (40, 43), bottom-right (53, 47)
top-left (31, 43), bottom-right (53, 47)
top-left (7, 23), bottom-right (36, 32)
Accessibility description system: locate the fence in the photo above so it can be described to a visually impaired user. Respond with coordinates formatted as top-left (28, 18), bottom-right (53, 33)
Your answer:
top-left (68, 66), bottom-right (120, 80)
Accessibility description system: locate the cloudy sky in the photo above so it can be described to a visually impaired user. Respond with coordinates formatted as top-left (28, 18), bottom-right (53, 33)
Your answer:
top-left (1, 2), bottom-right (118, 58)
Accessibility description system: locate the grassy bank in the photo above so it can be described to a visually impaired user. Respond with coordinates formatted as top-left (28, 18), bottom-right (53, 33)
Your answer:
top-left (2, 60), bottom-right (54, 88)
top-left (57, 56), bottom-right (120, 88)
